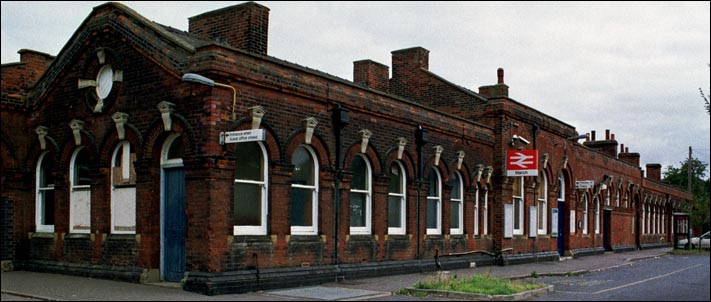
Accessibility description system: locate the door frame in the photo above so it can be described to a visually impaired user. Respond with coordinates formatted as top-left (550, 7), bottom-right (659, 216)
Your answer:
top-left (160, 134), bottom-right (184, 281)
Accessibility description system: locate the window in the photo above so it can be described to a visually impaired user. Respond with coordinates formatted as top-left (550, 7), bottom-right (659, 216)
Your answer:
top-left (474, 186), bottom-right (480, 236)
top-left (537, 173), bottom-right (547, 235)
top-left (450, 172), bottom-right (463, 235)
top-left (582, 194), bottom-right (588, 235)
top-left (70, 147), bottom-right (91, 233)
top-left (641, 204), bottom-right (646, 234)
top-left (349, 155), bottom-right (371, 235)
top-left (426, 168), bottom-right (442, 235)
top-left (615, 187), bottom-right (620, 207)
top-left (594, 196), bottom-right (600, 235)
top-left (35, 152), bottom-right (55, 233)
top-left (233, 142), bottom-right (268, 235)
top-left (483, 189), bottom-right (488, 235)
top-left (388, 161), bottom-right (406, 235)
top-left (111, 141), bottom-right (136, 234)
top-left (290, 146), bottom-right (318, 235)
top-left (513, 177), bottom-right (524, 235)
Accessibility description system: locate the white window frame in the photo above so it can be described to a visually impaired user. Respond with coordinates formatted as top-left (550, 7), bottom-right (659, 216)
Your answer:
top-left (426, 168), bottom-right (442, 235)
top-left (582, 194), bottom-right (589, 235)
top-left (70, 147), bottom-right (91, 234)
top-left (513, 177), bottom-right (524, 235)
top-left (594, 196), bottom-right (600, 235)
top-left (483, 189), bottom-right (488, 235)
top-left (35, 152), bottom-right (55, 233)
top-left (110, 141), bottom-right (136, 234)
top-left (290, 145), bottom-right (319, 235)
top-left (449, 171), bottom-right (464, 235)
top-left (233, 142), bottom-right (269, 235)
top-left (537, 173), bottom-right (547, 235)
top-left (615, 187), bottom-right (620, 207)
top-left (474, 186), bottom-right (480, 236)
top-left (387, 161), bottom-right (407, 235)
top-left (349, 154), bottom-right (372, 235)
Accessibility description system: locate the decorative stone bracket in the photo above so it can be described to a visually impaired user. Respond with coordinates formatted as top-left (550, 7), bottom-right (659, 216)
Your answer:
top-left (542, 153), bottom-right (549, 169)
top-left (484, 166), bottom-right (494, 183)
top-left (69, 119), bottom-right (85, 146)
top-left (249, 106), bottom-right (266, 130)
top-left (474, 164), bottom-right (484, 183)
top-left (304, 117), bottom-right (319, 144)
top-left (359, 129), bottom-right (372, 153)
top-left (395, 137), bottom-right (407, 160)
top-left (112, 112), bottom-right (129, 140)
top-left (35, 126), bottom-right (49, 150)
top-left (157, 101), bottom-right (175, 131)
top-left (433, 145), bottom-right (444, 166)
top-left (456, 151), bottom-right (465, 170)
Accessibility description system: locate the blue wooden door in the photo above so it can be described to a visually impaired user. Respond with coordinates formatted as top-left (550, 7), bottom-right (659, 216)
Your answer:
top-left (163, 168), bottom-right (185, 282)
top-left (558, 201), bottom-right (565, 256)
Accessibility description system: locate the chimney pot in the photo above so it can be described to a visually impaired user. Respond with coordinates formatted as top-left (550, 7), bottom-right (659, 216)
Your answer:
top-left (497, 68), bottom-right (504, 84)
top-left (591, 130), bottom-right (596, 141)
top-left (605, 129), bottom-right (610, 140)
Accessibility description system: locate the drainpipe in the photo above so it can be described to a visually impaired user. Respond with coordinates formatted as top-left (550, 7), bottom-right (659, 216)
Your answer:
top-left (332, 106), bottom-right (349, 267)
top-left (532, 124), bottom-right (540, 262)
top-left (415, 126), bottom-right (429, 259)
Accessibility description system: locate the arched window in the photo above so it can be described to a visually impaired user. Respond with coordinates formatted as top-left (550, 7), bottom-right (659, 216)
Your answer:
top-left (35, 152), bottom-right (55, 233)
top-left (426, 168), bottom-right (442, 235)
top-left (450, 171), bottom-right (463, 235)
top-left (290, 146), bottom-right (319, 235)
top-left (349, 155), bottom-right (372, 235)
top-left (387, 161), bottom-right (406, 235)
top-left (483, 188), bottom-right (489, 235)
top-left (474, 185), bottom-right (480, 236)
top-left (594, 196), bottom-right (600, 235)
top-left (582, 194), bottom-right (589, 235)
top-left (234, 142), bottom-right (268, 235)
top-left (111, 141), bottom-right (136, 234)
top-left (537, 173), bottom-right (547, 235)
top-left (70, 147), bottom-right (91, 233)
top-left (513, 177), bottom-right (524, 235)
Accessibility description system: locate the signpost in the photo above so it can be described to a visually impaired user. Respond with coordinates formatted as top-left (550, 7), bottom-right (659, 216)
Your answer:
top-left (220, 129), bottom-right (265, 145)
top-left (506, 150), bottom-right (538, 176)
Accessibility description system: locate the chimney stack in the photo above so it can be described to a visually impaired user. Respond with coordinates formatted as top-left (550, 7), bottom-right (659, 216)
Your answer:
top-left (478, 68), bottom-right (509, 98)
top-left (353, 60), bottom-right (389, 92)
top-left (646, 164), bottom-right (662, 181)
top-left (189, 2), bottom-right (269, 55)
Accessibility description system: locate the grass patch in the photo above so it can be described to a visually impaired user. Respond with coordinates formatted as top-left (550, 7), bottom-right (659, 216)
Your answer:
top-left (414, 274), bottom-right (545, 296)
top-left (668, 248), bottom-right (710, 255)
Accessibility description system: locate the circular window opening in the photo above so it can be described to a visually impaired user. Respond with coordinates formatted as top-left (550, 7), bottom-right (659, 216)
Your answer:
top-left (96, 64), bottom-right (113, 99)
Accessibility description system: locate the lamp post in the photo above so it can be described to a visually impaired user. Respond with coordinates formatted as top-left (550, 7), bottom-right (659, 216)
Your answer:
top-left (182, 73), bottom-right (237, 120)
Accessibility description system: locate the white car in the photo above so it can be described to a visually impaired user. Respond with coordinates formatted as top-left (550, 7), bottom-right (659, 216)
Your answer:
top-left (679, 231), bottom-right (710, 249)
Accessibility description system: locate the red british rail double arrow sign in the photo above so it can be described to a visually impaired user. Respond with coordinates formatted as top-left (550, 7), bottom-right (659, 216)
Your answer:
top-left (506, 150), bottom-right (538, 176)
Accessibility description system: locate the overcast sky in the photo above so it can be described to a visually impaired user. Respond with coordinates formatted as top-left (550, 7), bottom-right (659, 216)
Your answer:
top-left (2, 1), bottom-right (709, 177)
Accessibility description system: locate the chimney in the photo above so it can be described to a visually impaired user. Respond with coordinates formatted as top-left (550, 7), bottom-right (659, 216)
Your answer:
top-left (618, 151), bottom-right (640, 167)
top-left (390, 47), bottom-right (429, 100)
top-left (353, 60), bottom-right (389, 92)
top-left (478, 68), bottom-right (509, 98)
top-left (646, 164), bottom-right (662, 181)
top-left (188, 2), bottom-right (269, 55)
top-left (584, 129), bottom-right (618, 158)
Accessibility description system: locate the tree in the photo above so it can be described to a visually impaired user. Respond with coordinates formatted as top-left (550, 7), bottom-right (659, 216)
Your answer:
top-left (663, 157), bottom-right (710, 234)
top-left (702, 63), bottom-right (710, 115)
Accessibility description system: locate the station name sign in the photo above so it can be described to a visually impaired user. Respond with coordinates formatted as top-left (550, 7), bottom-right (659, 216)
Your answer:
top-left (220, 129), bottom-right (265, 144)
top-left (506, 150), bottom-right (538, 177)
top-left (575, 180), bottom-right (595, 189)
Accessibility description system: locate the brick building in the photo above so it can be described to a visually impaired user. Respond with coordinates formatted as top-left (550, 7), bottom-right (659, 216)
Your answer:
top-left (1, 2), bottom-right (692, 295)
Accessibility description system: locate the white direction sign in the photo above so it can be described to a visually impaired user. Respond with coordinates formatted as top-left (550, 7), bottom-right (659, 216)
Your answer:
top-left (575, 180), bottom-right (595, 189)
top-left (220, 129), bottom-right (265, 144)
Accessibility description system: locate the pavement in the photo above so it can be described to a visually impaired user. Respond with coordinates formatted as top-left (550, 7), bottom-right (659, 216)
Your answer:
top-left (1, 247), bottom-right (672, 301)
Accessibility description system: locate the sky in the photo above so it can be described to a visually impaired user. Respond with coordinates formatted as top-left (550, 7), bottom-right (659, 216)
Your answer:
top-left (2, 1), bottom-right (710, 177)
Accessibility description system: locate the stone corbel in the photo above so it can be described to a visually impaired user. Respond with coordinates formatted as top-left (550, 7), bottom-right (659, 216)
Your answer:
top-left (69, 119), bottom-right (85, 146)
top-left (433, 145), bottom-right (444, 166)
top-left (249, 106), bottom-right (265, 130)
top-left (304, 117), bottom-right (319, 144)
top-left (561, 155), bottom-right (568, 170)
top-left (112, 112), bottom-right (129, 140)
top-left (96, 48), bottom-right (106, 64)
top-left (35, 126), bottom-right (49, 150)
top-left (474, 164), bottom-right (484, 183)
top-left (484, 166), bottom-right (494, 183)
top-left (157, 101), bottom-right (175, 131)
top-left (456, 151), bottom-right (465, 170)
top-left (359, 129), bottom-right (372, 153)
top-left (395, 137), bottom-right (407, 160)
top-left (542, 153), bottom-right (549, 169)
